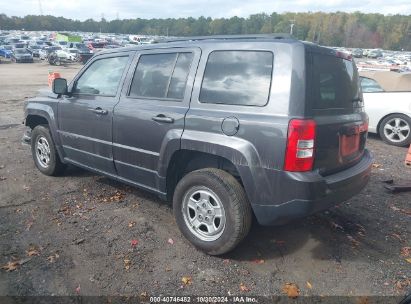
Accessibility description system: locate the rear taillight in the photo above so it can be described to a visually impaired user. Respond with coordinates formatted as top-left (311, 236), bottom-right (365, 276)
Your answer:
top-left (359, 119), bottom-right (369, 133)
top-left (284, 119), bottom-right (316, 172)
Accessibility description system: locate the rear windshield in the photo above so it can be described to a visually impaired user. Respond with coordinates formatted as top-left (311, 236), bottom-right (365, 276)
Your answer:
top-left (308, 53), bottom-right (360, 110)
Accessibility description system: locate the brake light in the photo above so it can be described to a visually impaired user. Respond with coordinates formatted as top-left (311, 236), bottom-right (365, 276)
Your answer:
top-left (284, 119), bottom-right (316, 172)
top-left (359, 120), bottom-right (368, 133)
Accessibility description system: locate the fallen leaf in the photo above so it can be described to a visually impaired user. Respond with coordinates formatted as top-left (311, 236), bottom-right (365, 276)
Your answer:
top-left (131, 239), bottom-right (138, 247)
top-left (181, 276), bottom-right (192, 285)
top-left (372, 163), bottom-right (382, 168)
top-left (75, 285), bottom-right (81, 294)
top-left (46, 253), bottom-right (59, 263)
top-left (23, 185), bottom-right (31, 191)
top-left (391, 233), bottom-right (404, 242)
top-left (347, 235), bottom-right (360, 247)
top-left (25, 220), bottom-right (34, 231)
top-left (0, 176), bottom-right (6, 181)
top-left (2, 261), bottom-right (20, 272)
top-left (253, 259), bottom-right (265, 264)
top-left (26, 246), bottom-right (40, 257)
top-left (394, 278), bottom-right (411, 291)
top-left (401, 247), bottom-right (411, 257)
top-left (391, 206), bottom-right (401, 212)
top-left (128, 221), bottom-right (136, 228)
top-left (357, 296), bottom-right (370, 304)
top-left (330, 221), bottom-right (344, 230)
top-left (401, 209), bottom-right (411, 216)
top-left (239, 283), bottom-right (250, 292)
top-left (282, 283), bottom-right (300, 299)
top-left (167, 238), bottom-right (174, 245)
top-left (406, 258), bottom-right (411, 264)
top-left (306, 281), bottom-right (313, 289)
top-left (140, 292), bottom-right (149, 301)
top-left (1, 258), bottom-right (31, 272)
top-left (124, 259), bottom-right (131, 270)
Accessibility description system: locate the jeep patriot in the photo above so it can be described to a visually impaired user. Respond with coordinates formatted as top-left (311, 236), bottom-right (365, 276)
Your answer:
top-left (23, 35), bottom-right (373, 255)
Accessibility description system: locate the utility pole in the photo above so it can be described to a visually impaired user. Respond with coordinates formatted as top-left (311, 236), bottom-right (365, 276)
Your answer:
top-left (38, 0), bottom-right (43, 15)
top-left (289, 19), bottom-right (295, 36)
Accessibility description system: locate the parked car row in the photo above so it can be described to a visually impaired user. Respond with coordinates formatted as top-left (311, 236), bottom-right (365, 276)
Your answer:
top-left (0, 30), bottom-right (163, 65)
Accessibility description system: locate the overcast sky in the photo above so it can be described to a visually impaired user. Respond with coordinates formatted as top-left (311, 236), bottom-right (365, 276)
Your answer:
top-left (3, 0), bottom-right (411, 20)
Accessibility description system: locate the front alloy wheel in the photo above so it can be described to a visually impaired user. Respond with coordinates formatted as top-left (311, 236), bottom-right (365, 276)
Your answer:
top-left (35, 136), bottom-right (51, 168)
top-left (31, 125), bottom-right (66, 176)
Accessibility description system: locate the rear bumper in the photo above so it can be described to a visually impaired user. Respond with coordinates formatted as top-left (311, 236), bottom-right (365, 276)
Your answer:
top-left (252, 149), bottom-right (373, 225)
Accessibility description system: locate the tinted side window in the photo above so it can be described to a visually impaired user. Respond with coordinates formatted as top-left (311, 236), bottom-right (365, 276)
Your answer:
top-left (129, 52), bottom-right (193, 100)
top-left (360, 77), bottom-right (384, 93)
top-left (75, 56), bottom-right (128, 96)
top-left (167, 53), bottom-right (194, 99)
top-left (199, 51), bottom-right (273, 106)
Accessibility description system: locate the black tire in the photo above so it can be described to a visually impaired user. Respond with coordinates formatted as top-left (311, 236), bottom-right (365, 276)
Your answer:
top-left (31, 125), bottom-right (66, 176)
top-left (378, 114), bottom-right (411, 147)
top-left (173, 168), bottom-right (252, 255)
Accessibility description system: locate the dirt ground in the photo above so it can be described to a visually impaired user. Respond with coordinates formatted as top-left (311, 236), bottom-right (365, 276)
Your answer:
top-left (0, 60), bottom-right (410, 301)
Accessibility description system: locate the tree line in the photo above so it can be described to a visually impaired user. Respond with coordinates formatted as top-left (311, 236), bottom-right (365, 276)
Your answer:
top-left (1, 12), bottom-right (410, 50)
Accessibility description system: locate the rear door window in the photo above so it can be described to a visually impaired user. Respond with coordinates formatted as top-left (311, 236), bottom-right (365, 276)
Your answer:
top-left (199, 51), bottom-right (273, 106)
top-left (129, 52), bottom-right (194, 100)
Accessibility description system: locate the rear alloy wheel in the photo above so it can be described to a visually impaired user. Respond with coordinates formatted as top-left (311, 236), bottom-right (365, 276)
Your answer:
top-left (173, 168), bottom-right (252, 255)
top-left (379, 114), bottom-right (411, 147)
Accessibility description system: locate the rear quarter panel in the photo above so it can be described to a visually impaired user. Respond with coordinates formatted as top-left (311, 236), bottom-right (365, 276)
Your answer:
top-left (183, 40), bottom-right (306, 206)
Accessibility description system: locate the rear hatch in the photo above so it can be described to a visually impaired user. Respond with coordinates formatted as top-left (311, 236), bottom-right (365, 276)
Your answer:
top-left (305, 46), bottom-right (368, 175)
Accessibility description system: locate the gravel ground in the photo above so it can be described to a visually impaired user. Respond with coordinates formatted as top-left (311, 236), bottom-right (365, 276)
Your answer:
top-left (0, 60), bottom-right (410, 301)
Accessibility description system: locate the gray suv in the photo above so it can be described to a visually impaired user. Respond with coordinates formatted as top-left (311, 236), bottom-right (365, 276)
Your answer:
top-left (23, 35), bottom-right (373, 255)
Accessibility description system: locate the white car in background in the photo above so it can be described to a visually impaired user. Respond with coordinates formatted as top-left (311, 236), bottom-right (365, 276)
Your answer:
top-left (360, 71), bottom-right (411, 146)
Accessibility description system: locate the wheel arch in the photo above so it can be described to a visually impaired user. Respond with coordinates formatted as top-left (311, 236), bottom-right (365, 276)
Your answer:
top-left (25, 104), bottom-right (65, 161)
top-left (25, 114), bottom-right (49, 129)
top-left (165, 150), bottom-right (243, 201)
top-left (161, 131), bottom-right (271, 206)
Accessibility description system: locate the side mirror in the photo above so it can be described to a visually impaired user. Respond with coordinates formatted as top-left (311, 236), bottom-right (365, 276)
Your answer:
top-left (52, 78), bottom-right (68, 95)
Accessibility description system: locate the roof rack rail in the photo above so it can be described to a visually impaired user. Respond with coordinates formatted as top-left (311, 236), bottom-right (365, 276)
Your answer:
top-left (153, 34), bottom-right (294, 44)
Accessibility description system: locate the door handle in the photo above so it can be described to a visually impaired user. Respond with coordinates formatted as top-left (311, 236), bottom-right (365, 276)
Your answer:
top-left (91, 107), bottom-right (108, 115)
top-left (152, 114), bottom-right (174, 123)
